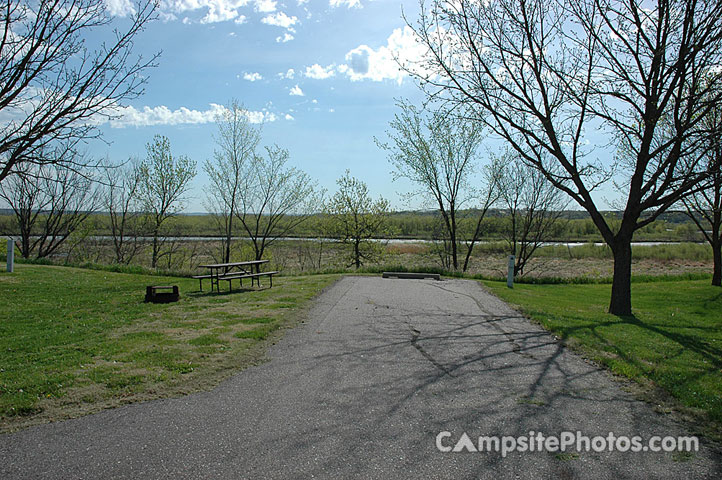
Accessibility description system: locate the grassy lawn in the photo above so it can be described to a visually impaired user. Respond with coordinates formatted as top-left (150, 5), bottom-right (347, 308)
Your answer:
top-left (0, 264), bottom-right (339, 432)
top-left (483, 279), bottom-right (722, 438)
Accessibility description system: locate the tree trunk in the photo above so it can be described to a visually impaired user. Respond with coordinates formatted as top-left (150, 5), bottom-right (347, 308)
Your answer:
top-left (462, 246), bottom-right (472, 272)
top-left (713, 241), bottom-right (721, 287)
top-left (609, 237), bottom-right (633, 316)
top-left (449, 230), bottom-right (458, 270)
top-left (20, 236), bottom-right (30, 259)
top-left (438, 207), bottom-right (458, 271)
top-left (151, 234), bottom-right (159, 268)
top-left (354, 240), bottom-right (361, 269)
top-left (462, 210), bottom-right (487, 272)
top-left (254, 242), bottom-right (263, 273)
top-left (224, 226), bottom-right (232, 264)
top-left (224, 208), bottom-right (235, 264)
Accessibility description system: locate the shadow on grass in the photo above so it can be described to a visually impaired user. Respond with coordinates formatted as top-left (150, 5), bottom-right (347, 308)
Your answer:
top-left (540, 307), bottom-right (722, 429)
top-left (610, 313), bottom-right (722, 370)
top-left (184, 286), bottom-right (272, 298)
top-left (702, 291), bottom-right (722, 309)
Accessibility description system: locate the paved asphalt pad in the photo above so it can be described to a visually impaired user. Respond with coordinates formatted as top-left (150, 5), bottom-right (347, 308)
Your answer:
top-left (1, 277), bottom-right (720, 479)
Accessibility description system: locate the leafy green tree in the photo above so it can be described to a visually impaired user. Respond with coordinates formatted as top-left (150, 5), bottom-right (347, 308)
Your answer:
top-left (203, 101), bottom-right (261, 263)
top-left (138, 135), bottom-right (196, 268)
top-left (234, 146), bottom-right (321, 265)
top-left (378, 101), bottom-right (488, 271)
top-left (324, 171), bottom-right (391, 269)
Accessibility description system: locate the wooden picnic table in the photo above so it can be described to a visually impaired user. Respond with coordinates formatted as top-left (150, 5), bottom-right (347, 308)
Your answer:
top-left (195, 260), bottom-right (278, 292)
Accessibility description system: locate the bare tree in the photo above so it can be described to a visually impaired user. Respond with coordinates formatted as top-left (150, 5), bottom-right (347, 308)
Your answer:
top-left (324, 171), bottom-right (391, 269)
top-left (683, 98), bottom-right (722, 286)
top-left (203, 101), bottom-right (261, 263)
top-left (0, 159), bottom-right (98, 258)
top-left (0, 165), bottom-right (49, 257)
top-left (234, 146), bottom-right (321, 265)
top-left (102, 158), bottom-right (145, 264)
top-left (408, 0), bottom-right (722, 314)
top-left (0, 0), bottom-right (158, 182)
top-left (378, 101), bottom-right (485, 270)
top-left (138, 135), bottom-right (196, 268)
top-left (494, 151), bottom-right (567, 277)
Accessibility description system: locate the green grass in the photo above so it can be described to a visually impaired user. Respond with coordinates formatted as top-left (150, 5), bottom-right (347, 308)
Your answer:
top-left (234, 324), bottom-right (280, 340)
top-left (472, 271), bottom-right (713, 285)
top-left (483, 280), bottom-right (722, 437)
top-left (0, 264), bottom-right (339, 431)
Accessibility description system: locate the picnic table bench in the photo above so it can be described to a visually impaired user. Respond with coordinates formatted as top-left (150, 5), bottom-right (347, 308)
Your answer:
top-left (194, 260), bottom-right (279, 292)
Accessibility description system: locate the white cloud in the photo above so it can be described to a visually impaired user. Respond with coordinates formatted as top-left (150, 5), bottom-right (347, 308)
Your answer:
top-left (305, 64), bottom-right (335, 80)
top-left (254, 0), bottom-right (276, 12)
top-left (329, 0), bottom-right (362, 8)
top-left (278, 68), bottom-right (295, 79)
top-left (234, 15), bottom-right (247, 24)
top-left (106, 0), bottom-right (136, 16)
top-left (108, 104), bottom-right (276, 127)
top-left (162, 0), bottom-right (251, 24)
top-left (243, 72), bottom-right (263, 81)
top-left (246, 110), bottom-right (277, 123)
top-left (289, 85), bottom-right (304, 96)
top-left (311, 99), bottom-right (318, 104)
top-left (158, 11), bottom-right (178, 22)
top-left (339, 26), bottom-right (428, 84)
top-left (276, 33), bottom-right (294, 43)
top-left (285, 113), bottom-right (295, 120)
top-left (261, 11), bottom-right (298, 31)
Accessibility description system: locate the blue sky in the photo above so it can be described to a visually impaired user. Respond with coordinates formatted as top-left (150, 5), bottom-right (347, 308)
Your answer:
top-left (92, 0), bottom-right (432, 212)
top-left (90, 0), bottom-right (623, 214)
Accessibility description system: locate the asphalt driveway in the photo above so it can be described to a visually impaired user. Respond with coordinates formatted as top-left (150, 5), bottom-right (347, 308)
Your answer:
top-left (1, 276), bottom-right (719, 479)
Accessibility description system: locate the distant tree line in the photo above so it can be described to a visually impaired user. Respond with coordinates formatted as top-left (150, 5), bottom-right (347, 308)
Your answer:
top-left (0, 0), bottom-right (720, 298)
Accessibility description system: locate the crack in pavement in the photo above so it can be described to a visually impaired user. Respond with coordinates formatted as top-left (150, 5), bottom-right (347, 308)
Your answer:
top-left (427, 281), bottom-right (536, 360)
top-left (406, 320), bottom-right (455, 378)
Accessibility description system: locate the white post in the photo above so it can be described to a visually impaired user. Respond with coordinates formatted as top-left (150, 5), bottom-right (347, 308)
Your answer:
top-left (6, 238), bottom-right (14, 273)
top-left (507, 255), bottom-right (514, 288)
